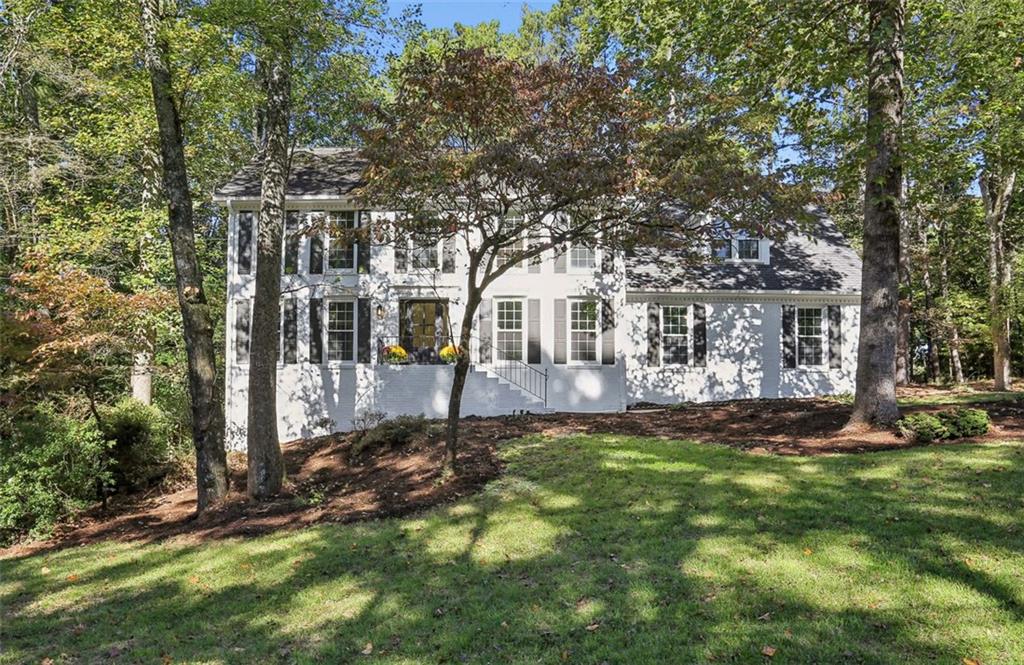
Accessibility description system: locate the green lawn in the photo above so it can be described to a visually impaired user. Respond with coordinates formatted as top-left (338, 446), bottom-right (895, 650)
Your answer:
top-left (3, 436), bottom-right (1024, 664)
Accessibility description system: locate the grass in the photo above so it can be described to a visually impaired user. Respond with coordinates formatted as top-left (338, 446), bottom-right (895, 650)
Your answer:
top-left (825, 388), bottom-right (1024, 407)
top-left (3, 436), bottom-right (1024, 664)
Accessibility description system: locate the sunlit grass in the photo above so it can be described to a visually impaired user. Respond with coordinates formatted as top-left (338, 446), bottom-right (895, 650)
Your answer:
top-left (3, 436), bottom-right (1023, 664)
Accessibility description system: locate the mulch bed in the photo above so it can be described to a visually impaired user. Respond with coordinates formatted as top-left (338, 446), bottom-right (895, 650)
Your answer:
top-left (5, 392), bottom-right (1022, 555)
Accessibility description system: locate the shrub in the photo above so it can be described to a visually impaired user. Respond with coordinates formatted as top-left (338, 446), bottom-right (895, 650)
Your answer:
top-left (0, 404), bottom-right (112, 544)
top-left (382, 345), bottom-right (408, 364)
top-left (353, 414), bottom-right (435, 457)
top-left (936, 407), bottom-right (990, 439)
top-left (897, 408), bottom-right (991, 443)
top-left (896, 413), bottom-right (949, 443)
top-left (99, 398), bottom-right (171, 490)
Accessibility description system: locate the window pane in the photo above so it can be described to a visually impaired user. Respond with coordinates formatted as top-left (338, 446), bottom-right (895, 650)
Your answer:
top-left (737, 239), bottom-right (759, 260)
top-left (570, 301), bottom-right (598, 361)
top-left (411, 237), bottom-right (438, 269)
top-left (496, 301), bottom-right (523, 360)
top-left (662, 305), bottom-right (688, 364)
top-left (327, 301), bottom-right (355, 361)
top-left (569, 245), bottom-right (596, 270)
top-left (328, 211), bottom-right (356, 270)
top-left (712, 239), bottom-right (732, 259)
top-left (797, 307), bottom-right (823, 366)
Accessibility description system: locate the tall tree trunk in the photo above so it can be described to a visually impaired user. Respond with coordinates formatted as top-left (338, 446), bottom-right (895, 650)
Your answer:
top-left (981, 167), bottom-right (1016, 391)
top-left (848, 0), bottom-right (904, 428)
top-left (922, 263), bottom-right (941, 383)
top-left (138, 0), bottom-right (227, 510)
top-left (246, 51), bottom-right (291, 499)
top-left (938, 217), bottom-right (964, 383)
top-left (896, 212), bottom-right (912, 385)
top-left (444, 265), bottom-right (482, 476)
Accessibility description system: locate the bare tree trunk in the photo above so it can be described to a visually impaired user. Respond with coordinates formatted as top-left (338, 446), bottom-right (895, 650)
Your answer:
top-left (922, 263), bottom-right (941, 383)
top-left (444, 279), bottom-right (482, 476)
top-left (848, 0), bottom-right (904, 428)
top-left (896, 212), bottom-right (912, 385)
top-left (981, 167), bottom-right (1016, 391)
top-left (139, 0), bottom-right (227, 510)
top-left (246, 50), bottom-right (291, 499)
top-left (938, 218), bottom-right (964, 384)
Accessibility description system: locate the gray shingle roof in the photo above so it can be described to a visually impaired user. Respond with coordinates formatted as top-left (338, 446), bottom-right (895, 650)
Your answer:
top-left (213, 147), bottom-right (365, 199)
top-left (626, 212), bottom-right (862, 294)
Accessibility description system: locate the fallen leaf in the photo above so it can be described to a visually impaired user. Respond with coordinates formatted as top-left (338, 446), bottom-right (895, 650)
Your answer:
top-left (585, 622), bottom-right (601, 631)
top-left (757, 612), bottom-right (772, 621)
top-left (802, 548), bottom-right (813, 556)
top-left (361, 642), bottom-right (373, 655)
top-left (761, 645), bottom-right (777, 657)
top-left (963, 658), bottom-right (981, 665)
top-left (41, 566), bottom-right (51, 575)
top-left (65, 574), bottom-right (79, 582)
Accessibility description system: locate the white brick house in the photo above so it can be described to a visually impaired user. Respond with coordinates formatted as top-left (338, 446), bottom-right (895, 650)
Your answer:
top-left (215, 149), bottom-right (861, 449)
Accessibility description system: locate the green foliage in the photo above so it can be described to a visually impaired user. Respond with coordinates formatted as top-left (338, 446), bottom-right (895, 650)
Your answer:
top-left (0, 404), bottom-right (112, 545)
top-left (353, 414), bottom-right (435, 457)
top-left (935, 407), bottom-right (990, 439)
top-left (897, 407), bottom-right (991, 442)
top-left (896, 413), bottom-right (950, 443)
top-left (98, 399), bottom-right (172, 490)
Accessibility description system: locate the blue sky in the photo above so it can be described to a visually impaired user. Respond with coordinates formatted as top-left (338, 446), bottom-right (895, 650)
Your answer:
top-left (388, 1), bottom-right (555, 34)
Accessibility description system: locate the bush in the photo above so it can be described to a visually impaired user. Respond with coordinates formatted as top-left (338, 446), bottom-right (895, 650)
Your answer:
top-left (897, 407), bottom-right (991, 443)
top-left (353, 414), bottom-right (435, 457)
top-left (897, 413), bottom-right (949, 443)
top-left (0, 404), bottom-right (112, 544)
top-left (936, 407), bottom-right (990, 438)
top-left (99, 398), bottom-right (171, 490)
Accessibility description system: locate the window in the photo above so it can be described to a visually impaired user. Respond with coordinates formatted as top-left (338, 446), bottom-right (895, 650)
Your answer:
top-left (327, 300), bottom-right (356, 362)
top-left (797, 307), bottom-right (824, 366)
top-left (496, 300), bottom-right (523, 361)
top-left (711, 238), bottom-right (732, 259)
top-left (662, 305), bottom-right (689, 365)
top-left (569, 300), bottom-right (598, 362)
top-left (327, 211), bottom-right (357, 271)
top-left (495, 215), bottom-right (525, 270)
top-left (410, 236), bottom-right (439, 270)
top-left (737, 238), bottom-right (760, 260)
top-left (569, 244), bottom-right (597, 271)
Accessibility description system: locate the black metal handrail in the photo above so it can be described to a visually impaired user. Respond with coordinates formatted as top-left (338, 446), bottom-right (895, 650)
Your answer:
top-left (375, 334), bottom-right (548, 406)
top-left (471, 336), bottom-right (548, 407)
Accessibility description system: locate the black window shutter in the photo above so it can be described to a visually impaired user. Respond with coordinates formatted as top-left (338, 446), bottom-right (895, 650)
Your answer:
top-left (527, 298), bottom-right (541, 363)
top-left (601, 298), bottom-right (615, 365)
top-left (309, 235), bottom-right (324, 274)
top-left (309, 298), bottom-right (323, 364)
top-left (601, 250), bottom-right (615, 274)
top-left (478, 299), bottom-right (492, 363)
top-left (647, 302), bottom-right (660, 366)
top-left (828, 304), bottom-right (842, 369)
top-left (235, 300), bottom-right (251, 363)
top-left (553, 299), bottom-right (567, 364)
top-left (283, 211), bottom-right (301, 275)
top-left (782, 305), bottom-right (797, 368)
top-left (358, 298), bottom-right (371, 363)
top-left (553, 249), bottom-right (566, 273)
top-left (237, 212), bottom-right (253, 275)
top-left (442, 237), bottom-right (456, 273)
top-left (693, 303), bottom-right (707, 367)
top-left (283, 298), bottom-right (298, 364)
top-left (357, 211), bottom-right (370, 274)
top-left (527, 235), bottom-right (542, 274)
top-left (394, 240), bottom-right (407, 272)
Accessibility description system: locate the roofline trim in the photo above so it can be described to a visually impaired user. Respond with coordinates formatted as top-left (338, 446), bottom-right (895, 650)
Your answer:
top-left (625, 290), bottom-right (861, 305)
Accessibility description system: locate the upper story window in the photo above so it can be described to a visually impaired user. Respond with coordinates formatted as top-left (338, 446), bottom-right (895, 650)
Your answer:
top-left (495, 215), bottom-right (526, 271)
top-left (569, 244), bottom-right (597, 271)
top-left (410, 236), bottom-right (439, 270)
top-left (283, 212), bottom-right (301, 275)
top-left (711, 235), bottom-right (763, 263)
top-left (327, 211), bottom-right (357, 272)
top-left (797, 306), bottom-right (825, 366)
top-left (236, 211), bottom-right (254, 275)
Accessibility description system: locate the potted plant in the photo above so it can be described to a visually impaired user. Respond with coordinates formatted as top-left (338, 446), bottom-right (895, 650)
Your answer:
top-left (382, 344), bottom-right (409, 364)
top-left (439, 344), bottom-right (462, 364)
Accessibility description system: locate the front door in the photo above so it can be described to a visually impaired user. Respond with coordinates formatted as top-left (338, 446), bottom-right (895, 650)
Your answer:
top-left (400, 300), bottom-right (450, 363)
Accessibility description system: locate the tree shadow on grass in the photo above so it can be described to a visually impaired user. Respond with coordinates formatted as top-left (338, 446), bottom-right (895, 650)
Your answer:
top-left (3, 436), bottom-right (1023, 664)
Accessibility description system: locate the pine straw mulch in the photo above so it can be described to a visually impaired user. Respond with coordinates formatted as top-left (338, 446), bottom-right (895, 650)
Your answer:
top-left (5, 391), bottom-right (1023, 556)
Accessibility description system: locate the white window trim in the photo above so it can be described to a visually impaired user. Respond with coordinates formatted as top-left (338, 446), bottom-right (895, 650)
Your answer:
top-left (795, 305), bottom-right (827, 369)
top-left (324, 297), bottom-right (358, 367)
top-left (710, 236), bottom-right (769, 264)
top-left (493, 297), bottom-right (526, 362)
top-left (325, 210), bottom-right (359, 275)
top-left (567, 243), bottom-right (599, 274)
top-left (660, 304), bottom-right (693, 367)
top-left (408, 237), bottom-right (441, 272)
top-left (567, 297), bottom-right (601, 366)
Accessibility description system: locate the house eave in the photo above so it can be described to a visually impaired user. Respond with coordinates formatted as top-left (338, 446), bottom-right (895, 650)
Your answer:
top-left (625, 289), bottom-right (861, 305)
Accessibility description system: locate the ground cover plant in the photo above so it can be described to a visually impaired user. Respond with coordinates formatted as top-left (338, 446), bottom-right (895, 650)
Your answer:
top-left (3, 432), bottom-right (1023, 664)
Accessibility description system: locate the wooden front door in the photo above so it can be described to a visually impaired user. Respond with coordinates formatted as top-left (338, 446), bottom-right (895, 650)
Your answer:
top-left (400, 300), bottom-right (450, 362)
